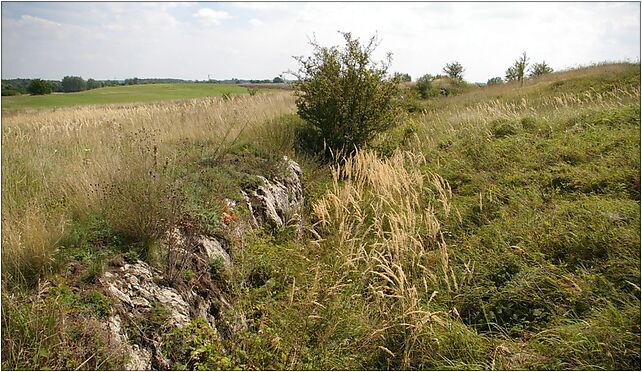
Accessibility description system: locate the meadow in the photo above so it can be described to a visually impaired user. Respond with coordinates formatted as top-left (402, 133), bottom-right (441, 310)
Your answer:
top-left (1, 83), bottom-right (252, 110)
top-left (1, 63), bottom-right (640, 370)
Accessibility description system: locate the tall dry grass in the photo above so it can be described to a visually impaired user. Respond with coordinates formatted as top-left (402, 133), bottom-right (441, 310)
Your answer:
top-left (311, 150), bottom-right (472, 367)
top-left (2, 92), bottom-right (296, 287)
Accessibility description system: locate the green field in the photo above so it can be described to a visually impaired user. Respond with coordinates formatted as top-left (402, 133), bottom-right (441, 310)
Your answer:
top-left (1, 83), bottom-right (252, 110)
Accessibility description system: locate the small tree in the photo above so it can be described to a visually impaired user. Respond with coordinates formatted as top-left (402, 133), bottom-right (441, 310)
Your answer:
top-left (487, 77), bottom-right (503, 85)
top-left (443, 61), bottom-right (465, 80)
top-left (529, 61), bottom-right (553, 77)
top-left (272, 76), bottom-right (285, 83)
top-left (61, 76), bottom-right (86, 92)
top-left (26, 79), bottom-right (53, 95)
top-left (505, 52), bottom-right (529, 86)
top-left (292, 32), bottom-right (401, 155)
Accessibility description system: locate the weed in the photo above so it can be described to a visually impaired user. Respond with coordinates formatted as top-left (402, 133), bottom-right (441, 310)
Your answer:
top-left (1, 284), bottom-right (125, 370)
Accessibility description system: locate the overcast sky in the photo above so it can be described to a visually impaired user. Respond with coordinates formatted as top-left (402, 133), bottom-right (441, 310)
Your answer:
top-left (1, 1), bottom-right (640, 82)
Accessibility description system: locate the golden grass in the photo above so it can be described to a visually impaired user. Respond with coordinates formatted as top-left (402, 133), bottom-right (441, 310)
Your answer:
top-left (312, 149), bottom-right (460, 367)
top-left (2, 92), bottom-right (296, 286)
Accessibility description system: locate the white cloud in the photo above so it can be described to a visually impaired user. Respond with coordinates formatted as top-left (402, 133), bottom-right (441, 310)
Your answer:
top-left (17, 14), bottom-right (62, 28)
top-left (249, 18), bottom-right (264, 27)
top-left (193, 8), bottom-right (232, 26)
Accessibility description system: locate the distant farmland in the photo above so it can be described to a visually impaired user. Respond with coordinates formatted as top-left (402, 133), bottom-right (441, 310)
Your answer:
top-left (1, 83), bottom-right (258, 110)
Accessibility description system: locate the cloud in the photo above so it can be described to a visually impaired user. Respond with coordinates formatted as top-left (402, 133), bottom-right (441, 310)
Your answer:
top-left (18, 14), bottom-right (62, 27)
top-left (193, 8), bottom-right (232, 26)
top-left (249, 18), bottom-right (264, 27)
top-left (1, 2), bottom-right (639, 81)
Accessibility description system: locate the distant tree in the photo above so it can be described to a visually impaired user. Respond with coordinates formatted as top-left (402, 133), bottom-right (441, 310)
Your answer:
top-left (272, 75), bottom-right (285, 83)
top-left (86, 78), bottom-right (102, 90)
top-left (124, 77), bottom-right (139, 85)
top-left (505, 52), bottom-right (529, 86)
top-left (49, 81), bottom-right (63, 92)
top-left (443, 61), bottom-right (465, 80)
top-left (395, 72), bottom-right (412, 82)
top-left (487, 77), bottom-right (503, 85)
top-left (26, 79), bottom-right (53, 95)
top-left (61, 76), bottom-right (86, 92)
top-left (529, 61), bottom-right (553, 77)
top-left (1, 86), bottom-right (22, 96)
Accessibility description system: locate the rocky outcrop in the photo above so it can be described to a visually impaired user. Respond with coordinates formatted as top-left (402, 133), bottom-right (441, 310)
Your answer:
top-left (98, 157), bottom-right (303, 370)
top-left (244, 156), bottom-right (303, 227)
top-left (101, 234), bottom-right (231, 370)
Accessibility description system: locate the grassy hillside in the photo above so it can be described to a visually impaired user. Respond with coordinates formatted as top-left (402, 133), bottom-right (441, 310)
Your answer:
top-left (2, 63), bottom-right (639, 370)
top-left (1, 83), bottom-right (253, 110)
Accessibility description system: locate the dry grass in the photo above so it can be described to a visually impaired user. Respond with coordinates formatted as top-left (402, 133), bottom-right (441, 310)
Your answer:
top-left (2, 92), bottom-right (296, 287)
top-left (312, 150), bottom-right (468, 367)
top-left (415, 64), bottom-right (640, 149)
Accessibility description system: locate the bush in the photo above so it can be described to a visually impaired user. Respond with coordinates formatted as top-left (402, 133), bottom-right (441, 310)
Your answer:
top-left (26, 79), bottom-right (53, 95)
top-left (416, 74), bottom-right (439, 98)
top-left (292, 32), bottom-right (401, 156)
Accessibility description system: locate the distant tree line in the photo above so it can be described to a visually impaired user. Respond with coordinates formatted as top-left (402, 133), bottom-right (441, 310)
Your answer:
top-left (3, 75), bottom-right (292, 96)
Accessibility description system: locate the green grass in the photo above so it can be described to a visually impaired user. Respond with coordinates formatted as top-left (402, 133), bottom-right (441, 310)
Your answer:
top-left (1, 83), bottom-right (251, 110)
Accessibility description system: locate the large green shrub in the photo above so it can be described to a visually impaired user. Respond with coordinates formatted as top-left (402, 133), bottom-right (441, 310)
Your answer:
top-left (26, 79), bottom-right (53, 95)
top-left (292, 32), bottom-right (401, 156)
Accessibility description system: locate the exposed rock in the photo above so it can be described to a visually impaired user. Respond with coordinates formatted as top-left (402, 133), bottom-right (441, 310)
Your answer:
top-left (245, 156), bottom-right (303, 227)
top-left (99, 236), bottom-right (230, 370)
top-left (106, 314), bottom-right (152, 370)
top-left (97, 156), bottom-right (303, 370)
top-left (198, 236), bottom-right (231, 272)
top-left (101, 261), bottom-right (191, 328)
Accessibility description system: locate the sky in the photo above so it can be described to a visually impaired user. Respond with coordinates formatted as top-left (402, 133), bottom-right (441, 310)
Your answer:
top-left (1, 1), bottom-right (640, 82)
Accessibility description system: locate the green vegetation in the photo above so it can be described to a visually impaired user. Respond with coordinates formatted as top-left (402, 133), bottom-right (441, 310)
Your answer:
top-left (61, 76), bottom-right (87, 93)
top-left (293, 32), bottom-right (401, 155)
top-left (1, 277), bottom-right (124, 370)
top-left (506, 51), bottom-right (530, 85)
top-left (416, 74), bottom-right (440, 98)
top-left (26, 79), bottom-right (54, 95)
top-left (530, 60), bottom-right (554, 77)
top-left (2, 61), bottom-right (640, 370)
top-left (2, 83), bottom-right (252, 110)
top-left (223, 62), bottom-right (640, 370)
top-left (443, 61), bottom-right (465, 80)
